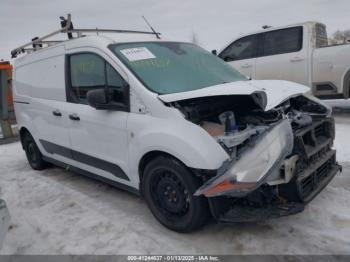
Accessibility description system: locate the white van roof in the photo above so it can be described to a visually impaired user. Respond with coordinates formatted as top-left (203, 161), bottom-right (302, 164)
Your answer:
top-left (64, 33), bottom-right (165, 50)
top-left (13, 34), bottom-right (172, 68)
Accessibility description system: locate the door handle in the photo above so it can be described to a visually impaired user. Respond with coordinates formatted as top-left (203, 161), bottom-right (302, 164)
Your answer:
top-left (290, 57), bottom-right (304, 62)
top-left (52, 109), bottom-right (62, 117)
top-left (241, 64), bottom-right (252, 68)
top-left (69, 113), bottom-right (80, 121)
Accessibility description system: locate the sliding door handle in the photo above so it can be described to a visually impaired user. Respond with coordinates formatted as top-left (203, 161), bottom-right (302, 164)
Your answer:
top-left (52, 110), bottom-right (62, 117)
top-left (290, 57), bottom-right (304, 62)
top-left (241, 63), bottom-right (252, 68)
top-left (69, 113), bottom-right (80, 121)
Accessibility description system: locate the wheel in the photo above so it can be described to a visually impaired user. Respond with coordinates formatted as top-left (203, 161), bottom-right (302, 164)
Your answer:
top-left (142, 156), bottom-right (210, 232)
top-left (22, 132), bottom-right (47, 170)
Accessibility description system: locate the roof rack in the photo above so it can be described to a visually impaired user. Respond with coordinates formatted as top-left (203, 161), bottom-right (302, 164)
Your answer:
top-left (11, 14), bottom-right (161, 58)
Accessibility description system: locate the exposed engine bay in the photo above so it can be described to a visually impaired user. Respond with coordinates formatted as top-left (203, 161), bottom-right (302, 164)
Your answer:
top-left (169, 94), bottom-right (341, 222)
top-left (172, 95), bottom-right (328, 159)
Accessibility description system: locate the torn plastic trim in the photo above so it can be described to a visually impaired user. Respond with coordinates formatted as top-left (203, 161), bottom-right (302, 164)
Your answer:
top-left (215, 125), bottom-right (269, 149)
top-left (266, 154), bottom-right (299, 185)
top-left (302, 94), bottom-right (332, 117)
top-left (194, 118), bottom-right (294, 198)
top-left (218, 202), bottom-right (305, 223)
top-left (251, 91), bottom-right (267, 111)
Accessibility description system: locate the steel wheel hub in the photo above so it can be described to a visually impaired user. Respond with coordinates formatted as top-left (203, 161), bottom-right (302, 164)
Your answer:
top-left (152, 171), bottom-right (190, 216)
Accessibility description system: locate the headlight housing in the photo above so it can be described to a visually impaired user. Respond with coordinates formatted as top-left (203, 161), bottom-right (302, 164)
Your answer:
top-left (195, 119), bottom-right (294, 197)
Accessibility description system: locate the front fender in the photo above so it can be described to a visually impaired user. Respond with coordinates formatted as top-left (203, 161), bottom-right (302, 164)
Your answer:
top-left (128, 114), bottom-right (229, 181)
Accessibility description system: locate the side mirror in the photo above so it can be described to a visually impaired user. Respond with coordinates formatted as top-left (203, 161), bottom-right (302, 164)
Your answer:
top-left (211, 49), bottom-right (217, 56)
top-left (87, 88), bottom-right (129, 111)
top-left (87, 89), bottom-right (108, 109)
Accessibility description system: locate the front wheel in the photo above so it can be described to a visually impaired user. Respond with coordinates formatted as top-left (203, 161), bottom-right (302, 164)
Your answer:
top-left (142, 156), bottom-right (210, 233)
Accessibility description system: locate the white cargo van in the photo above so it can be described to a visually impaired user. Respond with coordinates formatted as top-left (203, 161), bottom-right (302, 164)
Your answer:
top-left (12, 15), bottom-right (341, 232)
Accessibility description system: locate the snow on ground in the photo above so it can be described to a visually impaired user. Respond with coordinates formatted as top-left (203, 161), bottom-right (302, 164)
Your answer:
top-left (333, 116), bottom-right (350, 162)
top-left (0, 117), bottom-right (349, 255)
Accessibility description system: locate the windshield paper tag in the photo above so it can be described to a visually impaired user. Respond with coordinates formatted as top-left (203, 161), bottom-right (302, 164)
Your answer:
top-left (120, 47), bottom-right (156, 62)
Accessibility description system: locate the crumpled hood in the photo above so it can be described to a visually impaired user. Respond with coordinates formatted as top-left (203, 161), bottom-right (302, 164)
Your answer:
top-left (158, 80), bottom-right (310, 111)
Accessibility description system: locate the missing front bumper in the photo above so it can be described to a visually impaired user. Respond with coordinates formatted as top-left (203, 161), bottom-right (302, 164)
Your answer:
top-left (207, 162), bottom-right (340, 223)
top-left (202, 117), bottom-right (340, 223)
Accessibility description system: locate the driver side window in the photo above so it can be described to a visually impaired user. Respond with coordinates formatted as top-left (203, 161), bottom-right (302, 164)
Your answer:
top-left (219, 35), bottom-right (258, 62)
top-left (68, 53), bottom-right (128, 105)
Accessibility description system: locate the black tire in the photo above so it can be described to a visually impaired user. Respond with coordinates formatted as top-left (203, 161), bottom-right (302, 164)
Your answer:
top-left (22, 132), bottom-right (47, 170)
top-left (142, 156), bottom-right (210, 233)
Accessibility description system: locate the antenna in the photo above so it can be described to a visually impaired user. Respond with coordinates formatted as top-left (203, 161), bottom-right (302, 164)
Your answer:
top-left (142, 16), bottom-right (160, 39)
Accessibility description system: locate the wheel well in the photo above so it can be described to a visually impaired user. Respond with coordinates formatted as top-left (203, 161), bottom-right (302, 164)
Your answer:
top-left (343, 69), bottom-right (350, 98)
top-left (19, 127), bottom-right (30, 149)
top-left (138, 150), bottom-right (213, 195)
top-left (138, 151), bottom-right (177, 182)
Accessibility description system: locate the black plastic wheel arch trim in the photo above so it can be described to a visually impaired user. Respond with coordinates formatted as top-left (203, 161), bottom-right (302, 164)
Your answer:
top-left (13, 100), bottom-right (30, 104)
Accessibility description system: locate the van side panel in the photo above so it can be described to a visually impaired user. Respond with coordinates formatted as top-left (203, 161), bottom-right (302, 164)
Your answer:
top-left (14, 46), bottom-right (66, 101)
top-left (13, 45), bottom-right (72, 165)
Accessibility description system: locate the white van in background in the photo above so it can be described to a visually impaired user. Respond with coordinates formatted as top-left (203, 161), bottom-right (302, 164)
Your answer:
top-left (216, 22), bottom-right (350, 99)
top-left (11, 15), bottom-right (340, 232)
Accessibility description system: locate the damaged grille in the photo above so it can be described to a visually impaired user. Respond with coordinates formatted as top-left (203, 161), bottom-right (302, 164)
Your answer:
top-left (314, 121), bottom-right (329, 138)
top-left (293, 118), bottom-right (340, 202)
top-left (297, 151), bottom-right (337, 201)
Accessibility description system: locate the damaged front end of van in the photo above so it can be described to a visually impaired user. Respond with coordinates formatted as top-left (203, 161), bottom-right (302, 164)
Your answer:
top-left (160, 80), bottom-right (341, 223)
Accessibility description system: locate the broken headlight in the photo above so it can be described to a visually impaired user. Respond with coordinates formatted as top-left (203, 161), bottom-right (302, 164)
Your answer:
top-left (195, 119), bottom-right (294, 197)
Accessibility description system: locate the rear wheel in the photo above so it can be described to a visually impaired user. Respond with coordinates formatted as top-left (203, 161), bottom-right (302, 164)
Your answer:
top-left (142, 156), bottom-right (210, 232)
top-left (22, 132), bottom-right (47, 170)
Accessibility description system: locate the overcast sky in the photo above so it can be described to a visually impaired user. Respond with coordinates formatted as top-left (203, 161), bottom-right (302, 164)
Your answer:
top-left (1, 0), bottom-right (350, 60)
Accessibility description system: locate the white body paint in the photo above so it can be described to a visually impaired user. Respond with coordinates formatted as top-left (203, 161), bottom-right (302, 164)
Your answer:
top-left (13, 34), bottom-right (317, 192)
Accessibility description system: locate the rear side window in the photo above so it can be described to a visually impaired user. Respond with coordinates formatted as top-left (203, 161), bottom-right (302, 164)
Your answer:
top-left (68, 53), bottom-right (128, 104)
top-left (315, 23), bottom-right (328, 48)
top-left (262, 27), bottom-right (303, 56)
top-left (219, 35), bottom-right (258, 61)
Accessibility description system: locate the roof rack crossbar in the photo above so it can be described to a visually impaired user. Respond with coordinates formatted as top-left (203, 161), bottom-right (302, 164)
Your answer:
top-left (11, 14), bottom-right (162, 58)
top-left (11, 14), bottom-right (73, 58)
top-left (68, 28), bottom-right (161, 35)
top-left (38, 40), bottom-right (65, 43)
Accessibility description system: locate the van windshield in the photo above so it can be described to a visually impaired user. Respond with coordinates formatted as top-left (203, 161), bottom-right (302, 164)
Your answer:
top-left (110, 42), bottom-right (247, 94)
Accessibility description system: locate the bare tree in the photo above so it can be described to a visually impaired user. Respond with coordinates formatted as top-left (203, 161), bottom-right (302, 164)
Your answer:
top-left (328, 29), bottom-right (350, 45)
